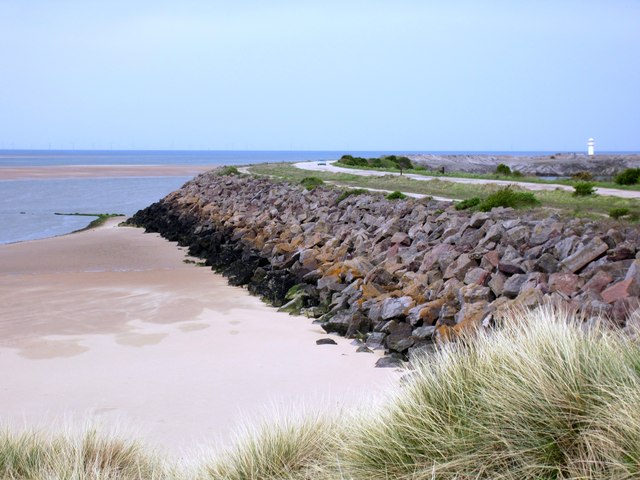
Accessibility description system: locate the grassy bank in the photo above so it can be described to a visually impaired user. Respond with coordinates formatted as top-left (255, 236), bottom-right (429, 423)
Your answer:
top-left (55, 212), bottom-right (125, 232)
top-left (332, 160), bottom-right (640, 192)
top-left (3, 307), bottom-right (640, 479)
top-left (247, 163), bottom-right (640, 217)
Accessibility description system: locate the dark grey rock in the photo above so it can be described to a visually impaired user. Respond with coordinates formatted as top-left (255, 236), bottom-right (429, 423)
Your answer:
top-left (365, 332), bottom-right (387, 350)
top-left (375, 356), bottom-right (404, 368)
top-left (534, 253), bottom-right (560, 273)
top-left (380, 296), bottom-right (414, 320)
top-left (320, 311), bottom-right (351, 335)
top-left (412, 325), bottom-right (436, 339)
top-left (503, 274), bottom-right (527, 298)
top-left (385, 322), bottom-right (414, 352)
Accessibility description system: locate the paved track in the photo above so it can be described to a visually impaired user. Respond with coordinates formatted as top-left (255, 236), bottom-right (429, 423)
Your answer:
top-left (294, 161), bottom-right (640, 199)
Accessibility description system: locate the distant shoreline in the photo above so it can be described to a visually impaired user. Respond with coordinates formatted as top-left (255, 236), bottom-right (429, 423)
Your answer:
top-left (0, 164), bottom-right (213, 180)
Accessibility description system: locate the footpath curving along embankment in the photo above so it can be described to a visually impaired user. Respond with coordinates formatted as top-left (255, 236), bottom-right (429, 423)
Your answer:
top-left (129, 170), bottom-right (640, 366)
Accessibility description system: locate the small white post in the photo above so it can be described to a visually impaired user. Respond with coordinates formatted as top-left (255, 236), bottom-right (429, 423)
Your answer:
top-left (587, 138), bottom-right (595, 156)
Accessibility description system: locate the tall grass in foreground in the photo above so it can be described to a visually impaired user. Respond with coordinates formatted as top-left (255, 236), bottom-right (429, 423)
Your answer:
top-left (205, 306), bottom-right (640, 480)
top-left (0, 427), bottom-right (168, 479)
top-left (341, 307), bottom-right (640, 479)
top-left (202, 410), bottom-right (340, 480)
top-left (3, 306), bottom-right (640, 479)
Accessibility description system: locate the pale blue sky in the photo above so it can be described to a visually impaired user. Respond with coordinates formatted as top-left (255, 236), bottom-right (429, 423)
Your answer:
top-left (0, 1), bottom-right (638, 151)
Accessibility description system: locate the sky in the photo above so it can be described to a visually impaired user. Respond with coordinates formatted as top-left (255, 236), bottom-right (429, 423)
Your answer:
top-left (0, 1), bottom-right (638, 152)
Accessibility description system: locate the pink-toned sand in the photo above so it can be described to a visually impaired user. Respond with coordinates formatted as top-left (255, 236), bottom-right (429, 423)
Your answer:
top-left (0, 165), bottom-right (213, 180)
top-left (0, 220), bottom-right (398, 453)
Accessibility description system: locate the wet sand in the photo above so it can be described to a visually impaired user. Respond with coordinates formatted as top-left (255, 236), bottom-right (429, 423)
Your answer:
top-left (0, 164), bottom-right (213, 180)
top-left (0, 220), bottom-right (398, 452)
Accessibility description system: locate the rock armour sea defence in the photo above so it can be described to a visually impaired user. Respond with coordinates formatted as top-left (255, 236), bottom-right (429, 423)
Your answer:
top-left (129, 171), bottom-right (640, 362)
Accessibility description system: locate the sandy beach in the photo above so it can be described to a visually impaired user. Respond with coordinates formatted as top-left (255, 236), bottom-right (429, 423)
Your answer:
top-left (0, 219), bottom-right (398, 453)
top-left (0, 164), bottom-right (213, 180)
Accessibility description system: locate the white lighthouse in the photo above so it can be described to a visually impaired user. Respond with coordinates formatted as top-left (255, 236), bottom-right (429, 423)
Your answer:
top-left (587, 138), bottom-right (595, 156)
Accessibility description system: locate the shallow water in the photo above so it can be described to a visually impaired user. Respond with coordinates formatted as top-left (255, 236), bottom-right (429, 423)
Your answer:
top-left (0, 177), bottom-right (191, 244)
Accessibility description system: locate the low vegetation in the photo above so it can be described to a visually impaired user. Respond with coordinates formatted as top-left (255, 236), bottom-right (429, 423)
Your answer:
top-left (573, 182), bottom-right (596, 196)
top-left (477, 186), bottom-right (540, 211)
top-left (299, 176), bottom-right (324, 190)
top-left (609, 207), bottom-right (631, 219)
top-left (614, 168), bottom-right (640, 185)
top-left (571, 171), bottom-right (595, 182)
top-left (247, 163), bottom-right (640, 216)
top-left (455, 197), bottom-right (481, 210)
top-left (336, 188), bottom-right (369, 204)
top-left (494, 163), bottom-right (524, 177)
top-left (335, 156), bottom-right (640, 192)
top-left (5, 307), bottom-right (640, 479)
top-left (385, 190), bottom-right (406, 200)
top-left (608, 207), bottom-right (639, 221)
top-left (217, 165), bottom-right (240, 176)
top-left (55, 212), bottom-right (124, 231)
top-left (337, 154), bottom-right (414, 173)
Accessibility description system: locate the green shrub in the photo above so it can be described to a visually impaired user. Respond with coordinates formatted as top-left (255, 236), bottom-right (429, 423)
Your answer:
top-left (336, 188), bottom-right (369, 203)
top-left (609, 207), bottom-right (631, 219)
top-left (495, 163), bottom-right (512, 175)
top-left (299, 177), bottom-right (324, 190)
top-left (386, 191), bottom-right (407, 200)
top-left (413, 165), bottom-right (427, 171)
top-left (478, 186), bottom-right (540, 211)
top-left (572, 171), bottom-right (595, 182)
top-left (368, 158), bottom-right (396, 169)
top-left (573, 182), bottom-right (596, 196)
top-left (455, 197), bottom-right (481, 210)
top-left (614, 168), bottom-right (640, 185)
top-left (391, 155), bottom-right (414, 171)
top-left (340, 156), bottom-right (369, 167)
top-left (217, 165), bottom-right (240, 176)
top-left (510, 170), bottom-right (523, 177)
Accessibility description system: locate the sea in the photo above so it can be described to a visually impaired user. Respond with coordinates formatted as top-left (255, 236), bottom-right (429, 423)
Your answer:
top-left (0, 149), bottom-right (612, 244)
top-left (0, 150), bottom-right (400, 244)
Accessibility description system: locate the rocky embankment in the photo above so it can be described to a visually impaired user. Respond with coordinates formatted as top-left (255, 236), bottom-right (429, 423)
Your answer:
top-left (409, 153), bottom-right (640, 176)
top-left (129, 171), bottom-right (640, 366)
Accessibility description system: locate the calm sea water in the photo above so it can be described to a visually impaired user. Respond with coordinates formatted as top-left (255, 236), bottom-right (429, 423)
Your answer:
top-left (0, 149), bottom-right (566, 244)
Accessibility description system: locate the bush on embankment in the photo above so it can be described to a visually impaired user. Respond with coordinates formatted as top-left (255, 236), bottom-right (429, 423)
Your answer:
top-left (614, 168), bottom-right (640, 186)
top-left (455, 187), bottom-right (540, 211)
top-left (339, 154), bottom-right (414, 172)
top-left (5, 307), bottom-right (640, 479)
top-left (299, 176), bottom-right (324, 190)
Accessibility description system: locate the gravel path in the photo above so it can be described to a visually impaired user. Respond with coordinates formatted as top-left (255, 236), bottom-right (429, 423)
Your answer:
top-left (294, 161), bottom-right (640, 200)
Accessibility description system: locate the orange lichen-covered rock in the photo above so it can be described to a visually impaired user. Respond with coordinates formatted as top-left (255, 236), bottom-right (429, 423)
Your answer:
top-left (359, 282), bottom-right (386, 300)
top-left (452, 301), bottom-right (490, 335)
top-left (418, 298), bottom-right (446, 326)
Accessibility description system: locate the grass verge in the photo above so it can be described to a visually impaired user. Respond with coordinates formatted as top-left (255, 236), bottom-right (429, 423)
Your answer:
top-left (247, 163), bottom-right (640, 216)
top-left (333, 161), bottom-right (640, 191)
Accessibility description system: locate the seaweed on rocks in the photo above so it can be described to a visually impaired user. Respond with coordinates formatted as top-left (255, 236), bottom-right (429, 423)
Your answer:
top-left (127, 169), bottom-right (640, 363)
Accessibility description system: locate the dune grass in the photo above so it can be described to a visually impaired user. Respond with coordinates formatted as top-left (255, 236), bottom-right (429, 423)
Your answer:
top-left (4, 306), bottom-right (640, 479)
top-left (340, 307), bottom-right (640, 479)
top-left (201, 410), bottom-right (339, 480)
top-left (0, 427), bottom-right (169, 479)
